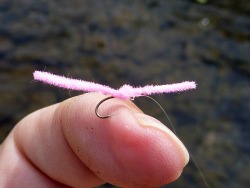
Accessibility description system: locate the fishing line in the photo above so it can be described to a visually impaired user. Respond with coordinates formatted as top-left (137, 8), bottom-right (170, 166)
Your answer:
top-left (138, 96), bottom-right (210, 188)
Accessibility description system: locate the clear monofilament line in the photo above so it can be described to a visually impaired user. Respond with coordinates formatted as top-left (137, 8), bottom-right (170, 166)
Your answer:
top-left (140, 96), bottom-right (210, 188)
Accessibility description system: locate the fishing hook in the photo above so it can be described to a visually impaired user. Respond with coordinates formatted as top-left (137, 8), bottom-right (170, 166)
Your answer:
top-left (95, 96), bottom-right (115, 119)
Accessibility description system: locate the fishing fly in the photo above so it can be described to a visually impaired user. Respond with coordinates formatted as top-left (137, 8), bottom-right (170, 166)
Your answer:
top-left (33, 71), bottom-right (196, 100)
top-left (33, 71), bottom-right (196, 99)
top-left (33, 70), bottom-right (196, 118)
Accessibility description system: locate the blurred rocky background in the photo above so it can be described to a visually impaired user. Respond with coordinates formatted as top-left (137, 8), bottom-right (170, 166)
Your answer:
top-left (0, 0), bottom-right (249, 187)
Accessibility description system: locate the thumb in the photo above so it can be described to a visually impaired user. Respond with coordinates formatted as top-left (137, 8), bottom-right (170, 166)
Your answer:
top-left (0, 93), bottom-right (189, 188)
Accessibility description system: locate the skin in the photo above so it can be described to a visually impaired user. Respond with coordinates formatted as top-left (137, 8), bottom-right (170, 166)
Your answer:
top-left (0, 93), bottom-right (189, 188)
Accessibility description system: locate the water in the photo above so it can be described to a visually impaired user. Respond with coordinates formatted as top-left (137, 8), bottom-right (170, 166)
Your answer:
top-left (0, 0), bottom-right (249, 187)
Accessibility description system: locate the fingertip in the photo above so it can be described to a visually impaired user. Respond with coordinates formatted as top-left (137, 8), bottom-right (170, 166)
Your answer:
top-left (105, 108), bottom-right (189, 187)
top-left (134, 113), bottom-right (190, 166)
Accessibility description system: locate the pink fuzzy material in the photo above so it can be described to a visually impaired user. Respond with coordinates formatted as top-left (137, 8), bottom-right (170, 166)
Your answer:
top-left (33, 71), bottom-right (196, 99)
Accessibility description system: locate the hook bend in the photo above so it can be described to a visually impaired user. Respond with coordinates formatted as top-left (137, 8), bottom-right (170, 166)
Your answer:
top-left (95, 96), bottom-right (115, 119)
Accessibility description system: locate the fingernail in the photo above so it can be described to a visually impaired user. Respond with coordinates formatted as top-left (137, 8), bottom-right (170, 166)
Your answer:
top-left (134, 113), bottom-right (189, 164)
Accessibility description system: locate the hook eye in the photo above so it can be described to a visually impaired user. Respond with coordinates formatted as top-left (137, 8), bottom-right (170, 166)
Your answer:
top-left (95, 96), bottom-right (115, 119)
